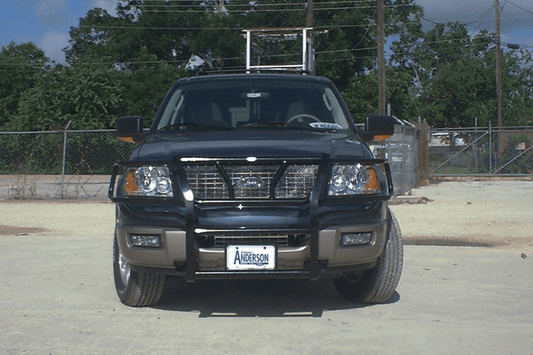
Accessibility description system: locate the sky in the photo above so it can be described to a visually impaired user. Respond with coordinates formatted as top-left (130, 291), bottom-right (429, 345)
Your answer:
top-left (0, 0), bottom-right (532, 64)
top-left (0, 0), bottom-right (119, 63)
top-left (416, 0), bottom-right (533, 47)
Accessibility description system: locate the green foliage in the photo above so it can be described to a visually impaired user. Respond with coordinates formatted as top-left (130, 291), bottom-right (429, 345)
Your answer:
top-left (0, 42), bottom-right (50, 128)
top-left (4, 1), bottom-right (532, 131)
top-left (12, 63), bottom-right (123, 131)
top-left (0, 133), bottom-right (64, 174)
top-left (59, 0), bottom-right (421, 124)
top-left (116, 55), bottom-right (187, 125)
top-left (343, 68), bottom-right (419, 122)
top-left (391, 23), bottom-right (533, 127)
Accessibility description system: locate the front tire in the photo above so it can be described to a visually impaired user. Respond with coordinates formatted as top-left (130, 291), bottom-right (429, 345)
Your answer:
top-left (333, 209), bottom-right (403, 303)
top-left (113, 234), bottom-right (166, 307)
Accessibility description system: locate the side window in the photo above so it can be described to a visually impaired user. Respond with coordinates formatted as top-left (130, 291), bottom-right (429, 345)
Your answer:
top-left (157, 89), bottom-right (184, 130)
top-left (323, 88), bottom-right (348, 128)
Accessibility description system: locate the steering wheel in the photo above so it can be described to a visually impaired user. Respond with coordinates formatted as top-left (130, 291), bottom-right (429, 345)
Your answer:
top-left (286, 113), bottom-right (321, 124)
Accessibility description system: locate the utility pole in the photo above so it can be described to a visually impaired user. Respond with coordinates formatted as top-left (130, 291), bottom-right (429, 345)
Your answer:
top-left (306, 0), bottom-right (315, 73)
top-left (377, 0), bottom-right (386, 115)
top-left (306, 0), bottom-right (314, 28)
top-left (495, 0), bottom-right (503, 128)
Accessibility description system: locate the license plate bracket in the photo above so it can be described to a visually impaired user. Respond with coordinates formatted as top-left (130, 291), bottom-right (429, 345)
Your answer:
top-left (226, 245), bottom-right (276, 271)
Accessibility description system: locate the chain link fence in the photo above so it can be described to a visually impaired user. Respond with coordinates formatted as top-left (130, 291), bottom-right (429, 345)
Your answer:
top-left (429, 125), bottom-right (533, 176)
top-left (371, 123), bottom-right (423, 195)
top-left (1, 126), bottom-right (426, 200)
top-left (11, 123), bottom-right (524, 200)
top-left (2, 126), bottom-right (424, 200)
top-left (0, 130), bottom-right (135, 199)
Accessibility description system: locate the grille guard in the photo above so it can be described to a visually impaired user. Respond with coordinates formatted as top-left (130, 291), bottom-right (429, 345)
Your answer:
top-left (108, 155), bottom-right (394, 281)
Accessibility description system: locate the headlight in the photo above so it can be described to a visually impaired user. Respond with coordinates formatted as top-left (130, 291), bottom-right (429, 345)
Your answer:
top-left (122, 165), bottom-right (174, 197)
top-left (328, 164), bottom-right (378, 196)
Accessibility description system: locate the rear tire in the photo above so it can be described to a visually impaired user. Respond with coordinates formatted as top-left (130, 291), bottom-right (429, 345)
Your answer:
top-left (113, 234), bottom-right (166, 307)
top-left (333, 209), bottom-right (403, 303)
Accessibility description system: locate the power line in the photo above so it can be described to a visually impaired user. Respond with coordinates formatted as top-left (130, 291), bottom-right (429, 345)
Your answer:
top-left (134, 0), bottom-right (376, 6)
top-left (506, 0), bottom-right (533, 16)
top-left (78, 23), bottom-right (376, 31)
top-left (117, 0), bottom-right (415, 13)
top-left (421, 13), bottom-right (533, 27)
top-left (471, 3), bottom-right (496, 33)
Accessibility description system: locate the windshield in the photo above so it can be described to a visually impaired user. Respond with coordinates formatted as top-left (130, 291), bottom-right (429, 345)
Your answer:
top-left (156, 78), bottom-right (351, 132)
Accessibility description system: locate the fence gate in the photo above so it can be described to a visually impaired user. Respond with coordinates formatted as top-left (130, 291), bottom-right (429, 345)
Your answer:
top-left (429, 125), bottom-right (533, 176)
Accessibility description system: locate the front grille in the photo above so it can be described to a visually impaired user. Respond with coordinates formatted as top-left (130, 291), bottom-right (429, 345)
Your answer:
top-left (228, 165), bottom-right (280, 199)
top-left (275, 165), bottom-right (319, 199)
top-left (214, 234), bottom-right (289, 247)
top-left (183, 165), bottom-right (228, 199)
top-left (183, 163), bottom-right (318, 200)
top-left (197, 233), bottom-right (310, 248)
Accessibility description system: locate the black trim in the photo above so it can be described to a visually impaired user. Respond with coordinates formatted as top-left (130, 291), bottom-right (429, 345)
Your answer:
top-left (270, 162), bottom-right (288, 198)
top-left (309, 153), bottom-right (330, 280)
top-left (385, 162), bottom-right (394, 195)
top-left (172, 157), bottom-right (198, 282)
top-left (215, 161), bottom-right (233, 199)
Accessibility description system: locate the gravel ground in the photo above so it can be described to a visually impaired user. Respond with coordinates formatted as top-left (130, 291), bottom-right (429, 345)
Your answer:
top-left (391, 180), bottom-right (533, 251)
top-left (1, 180), bottom-right (532, 355)
top-left (3, 179), bottom-right (532, 251)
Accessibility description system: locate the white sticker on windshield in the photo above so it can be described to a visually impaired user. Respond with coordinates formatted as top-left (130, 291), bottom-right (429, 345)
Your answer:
top-left (309, 122), bottom-right (343, 130)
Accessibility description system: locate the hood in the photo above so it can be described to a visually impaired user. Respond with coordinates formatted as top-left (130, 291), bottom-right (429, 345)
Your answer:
top-left (133, 129), bottom-right (374, 161)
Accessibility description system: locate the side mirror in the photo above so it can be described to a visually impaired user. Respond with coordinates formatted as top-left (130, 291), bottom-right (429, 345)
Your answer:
top-left (361, 115), bottom-right (396, 141)
top-left (116, 116), bottom-right (147, 143)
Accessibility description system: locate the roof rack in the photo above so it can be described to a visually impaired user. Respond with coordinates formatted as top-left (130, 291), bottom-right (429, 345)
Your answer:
top-left (243, 27), bottom-right (315, 74)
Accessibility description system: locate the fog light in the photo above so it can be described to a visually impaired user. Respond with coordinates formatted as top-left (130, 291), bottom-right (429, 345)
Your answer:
top-left (130, 234), bottom-right (161, 248)
top-left (341, 232), bottom-right (372, 246)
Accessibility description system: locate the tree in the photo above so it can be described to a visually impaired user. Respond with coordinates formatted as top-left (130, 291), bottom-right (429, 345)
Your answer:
top-left (63, 0), bottom-right (422, 122)
top-left (0, 1), bottom-right (424, 131)
top-left (391, 22), bottom-right (533, 127)
top-left (12, 63), bottom-right (123, 131)
top-left (343, 68), bottom-right (417, 122)
top-left (0, 42), bottom-right (50, 130)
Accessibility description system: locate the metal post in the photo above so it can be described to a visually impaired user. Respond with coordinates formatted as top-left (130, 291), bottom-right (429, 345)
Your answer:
top-left (474, 117), bottom-right (478, 171)
top-left (61, 120), bottom-right (72, 198)
top-left (377, 0), bottom-right (386, 115)
top-left (495, 0), bottom-right (503, 128)
top-left (489, 121), bottom-right (492, 174)
top-left (302, 28), bottom-right (308, 71)
top-left (245, 30), bottom-right (251, 73)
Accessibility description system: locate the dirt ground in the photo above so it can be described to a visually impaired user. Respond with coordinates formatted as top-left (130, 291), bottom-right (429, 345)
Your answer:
top-left (2, 179), bottom-right (532, 251)
top-left (391, 179), bottom-right (533, 251)
top-left (1, 180), bottom-right (532, 355)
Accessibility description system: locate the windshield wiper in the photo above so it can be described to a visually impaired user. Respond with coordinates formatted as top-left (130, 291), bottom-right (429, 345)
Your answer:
top-left (159, 122), bottom-right (234, 131)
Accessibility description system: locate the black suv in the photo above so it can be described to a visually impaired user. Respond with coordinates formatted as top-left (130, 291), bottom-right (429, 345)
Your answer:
top-left (109, 73), bottom-right (403, 307)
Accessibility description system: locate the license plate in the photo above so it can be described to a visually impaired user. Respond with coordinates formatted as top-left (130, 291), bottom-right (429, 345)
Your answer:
top-left (226, 245), bottom-right (276, 271)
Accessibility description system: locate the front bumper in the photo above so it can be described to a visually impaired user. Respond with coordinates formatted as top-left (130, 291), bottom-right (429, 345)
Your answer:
top-left (115, 202), bottom-right (389, 281)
